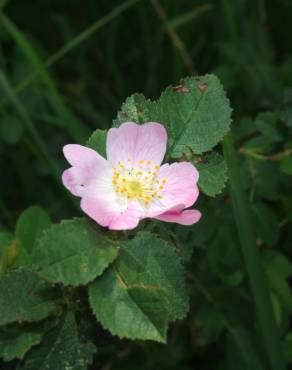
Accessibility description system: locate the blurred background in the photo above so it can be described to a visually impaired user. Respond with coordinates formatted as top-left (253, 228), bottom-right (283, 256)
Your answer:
top-left (1, 0), bottom-right (292, 369)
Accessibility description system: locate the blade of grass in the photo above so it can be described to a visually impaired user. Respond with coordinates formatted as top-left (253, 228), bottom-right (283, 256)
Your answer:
top-left (166, 4), bottom-right (212, 30)
top-left (0, 0), bottom-right (142, 107)
top-left (150, 0), bottom-right (197, 75)
top-left (0, 68), bottom-right (78, 208)
top-left (0, 0), bottom-right (8, 10)
top-left (222, 132), bottom-right (285, 370)
top-left (0, 13), bottom-right (89, 142)
top-left (0, 68), bottom-right (60, 182)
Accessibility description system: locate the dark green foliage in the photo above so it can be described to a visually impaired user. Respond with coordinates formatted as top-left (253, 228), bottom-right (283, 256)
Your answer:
top-left (0, 0), bottom-right (292, 369)
top-left (33, 218), bottom-right (118, 286)
top-left (15, 206), bottom-right (51, 254)
top-left (0, 269), bottom-right (60, 326)
top-left (16, 312), bottom-right (95, 370)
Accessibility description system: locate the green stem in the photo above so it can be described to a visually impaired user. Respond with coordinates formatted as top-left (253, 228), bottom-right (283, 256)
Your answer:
top-left (240, 147), bottom-right (292, 161)
top-left (150, 0), bottom-right (197, 75)
top-left (222, 132), bottom-right (285, 370)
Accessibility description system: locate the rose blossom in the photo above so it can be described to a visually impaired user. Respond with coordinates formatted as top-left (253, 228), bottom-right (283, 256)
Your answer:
top-left (62, 122), bottom-right (201, 230)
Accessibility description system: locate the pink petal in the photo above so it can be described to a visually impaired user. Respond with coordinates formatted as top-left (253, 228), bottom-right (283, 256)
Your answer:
top-left (62, 144), bottom-right (112, 198)
top-left (63, 144), bottom-right (106, 167)
top-left (81, 197), bottom-right (142, 230)
top-left (62, 161), bottom-right (112, 198)
top-left (62, 167), bottom-right (87, 197)
top-left (150, 162), bottom-right (199, 216)
top-left (107, 122), bottom-right (167, 166)
top-left (155, 209), bottom-right (201, 225)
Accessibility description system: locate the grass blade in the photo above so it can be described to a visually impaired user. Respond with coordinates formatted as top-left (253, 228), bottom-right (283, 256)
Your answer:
top-left (166, 4), bottom-right (212, 30)
top-left (222, 132), bottom-right (285, 370)
top-left (0, 0), bottom-right (7, 10)
top-left (0, 13), bottom-right (89, 142)
top-left (0, 68), bottom-right (60, 182)
top-left (0, 0), bottom-right (142, 106)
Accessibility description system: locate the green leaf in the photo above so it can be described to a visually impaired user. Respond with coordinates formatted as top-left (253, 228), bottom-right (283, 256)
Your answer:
top-left (0, 268), bottom-right (59, 326)
top-left (262, 250), bottom-right (292, 280)
top-left (1, 239), bottom-right (27, 272)
top-left (86, 129), bottom-right (107, 157)
top-left (114, 94), bottom-right (156, 126)
top-left (114, 75), bottom-right (232, 157)
top-left (89, 232), bottom-right (188, 342)
top-left (16, 206), bottom-right (51, 254)
top-left (157, 75), bottom-right (232, 156)
top-left (195, 153), bottom-right (228, 196)
top-left (89, 268), bottom-right (169, 343)
top-left (0, 231), bottom-right (14, 272)
top-left (116, 232), bottom-right (188, 321)
top-left (0, 324), bottom-right (44, 362)
top-left (280, 156), bottom-right (292, 175)
top-left (17, 311), bottom-right (95, 370)
top-left (33, 218), bottom-right (118, 286)
top-left (255, 112), bottom-right (282, 144)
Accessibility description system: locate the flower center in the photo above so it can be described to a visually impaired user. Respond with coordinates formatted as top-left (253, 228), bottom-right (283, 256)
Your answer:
top-left (111, 159), bottom-right (166, 205)
top-left (125, 179), bottom-right (144, 198)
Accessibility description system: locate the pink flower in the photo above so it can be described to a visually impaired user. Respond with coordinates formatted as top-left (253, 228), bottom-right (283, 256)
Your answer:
top-left (62, 122), bottom-right (201, 230)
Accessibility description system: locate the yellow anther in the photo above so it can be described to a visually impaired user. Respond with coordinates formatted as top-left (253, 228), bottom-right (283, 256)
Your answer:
top-left (162, 179), bottom-right (167, 184)
top-left (112, 160), bottom-right (162, 204)
top-left (154, 165), bottom-right (159, 170)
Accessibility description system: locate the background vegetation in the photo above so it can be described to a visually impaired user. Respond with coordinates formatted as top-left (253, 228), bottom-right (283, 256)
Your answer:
top-left (1, 0), bottom-right (292, 369)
